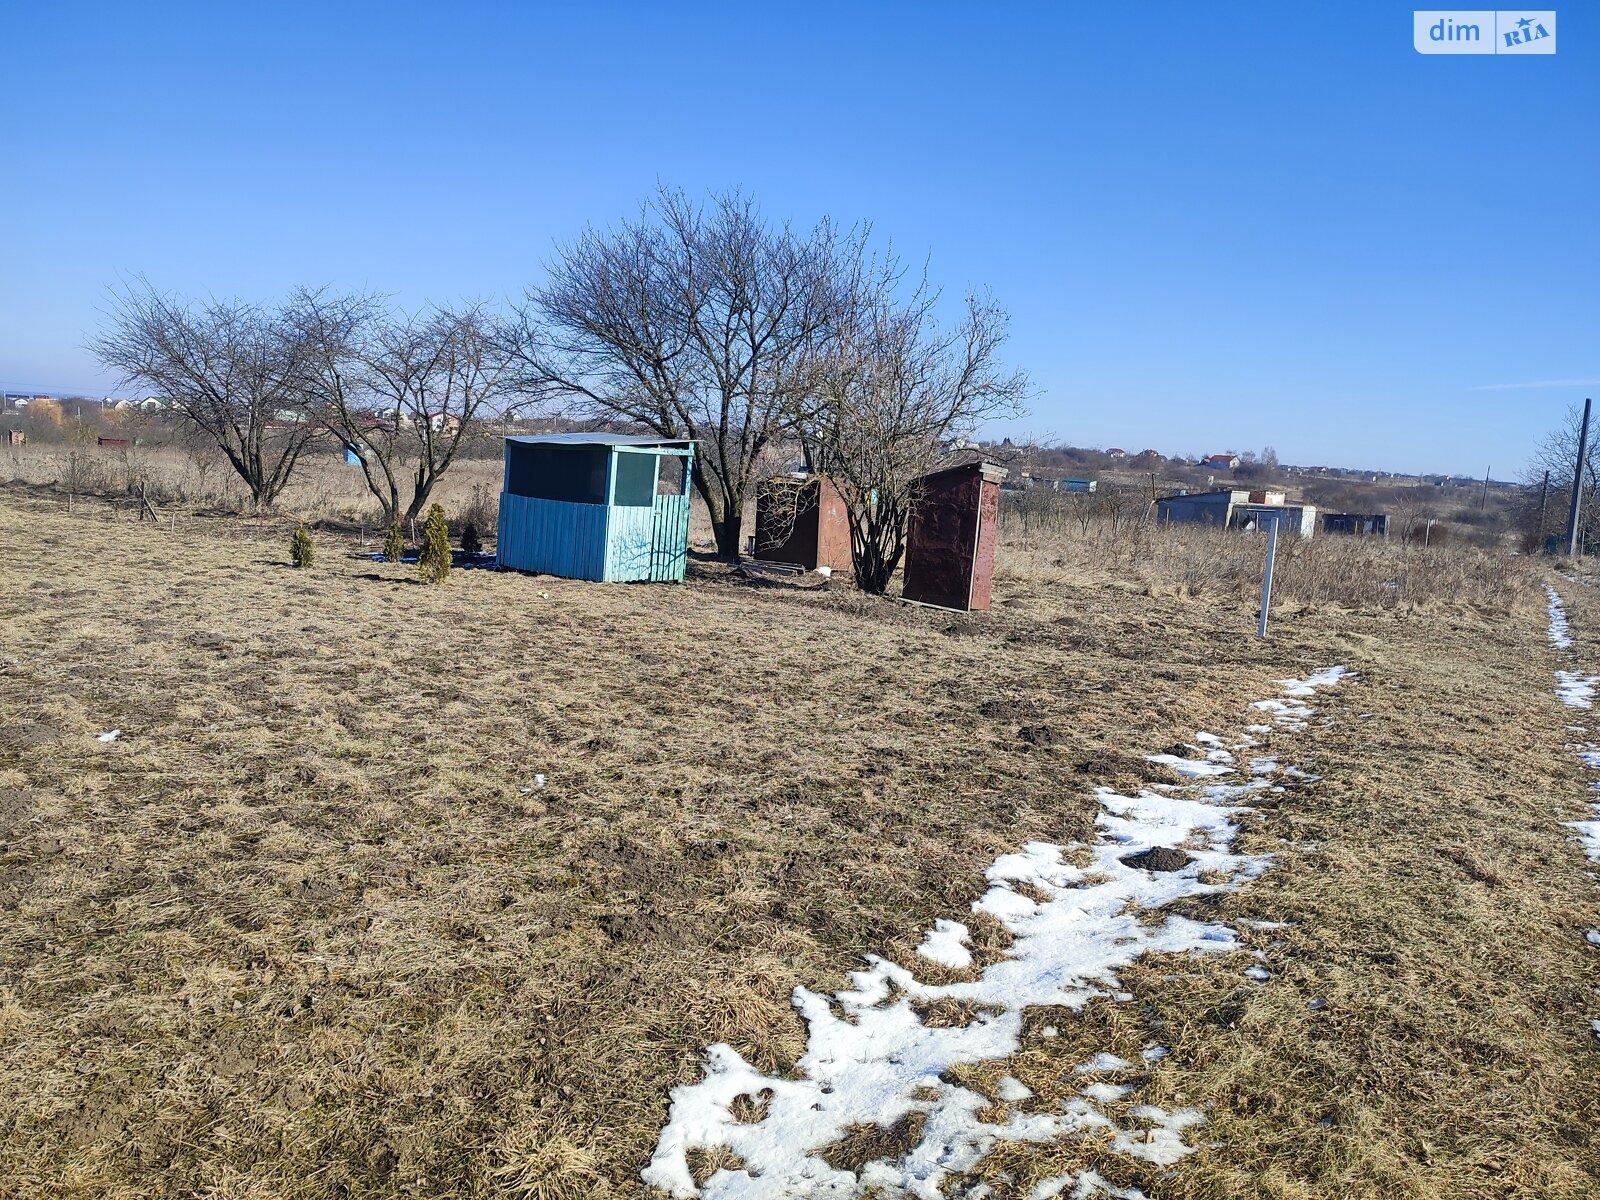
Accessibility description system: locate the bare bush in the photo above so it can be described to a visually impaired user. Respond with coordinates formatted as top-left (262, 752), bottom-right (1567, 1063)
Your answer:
top-left (92, 281), bottom-right (323, 508)
top-left (799, 274), bottom-right (1028, 594)
top-left (293, 291), bottom-right (522, 523)
top-left (515, 188), bottom-right (843, 558)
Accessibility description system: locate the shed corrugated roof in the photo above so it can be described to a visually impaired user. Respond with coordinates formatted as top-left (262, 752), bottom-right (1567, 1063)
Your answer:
top-left (1155, 490), bottom-right (1238, 503)
top-left (505, 433), bottom-right (695, 448)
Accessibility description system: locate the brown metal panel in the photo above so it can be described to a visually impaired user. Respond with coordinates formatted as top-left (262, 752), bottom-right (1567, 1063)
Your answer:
top-left (752, 478), bottom-right (854, 572)
top-left (903, 462), bottom-right (1005, 610)
top-left (903, 468), bottom-right (981, 610)
top-left (968, 477), bottom-right (1000, 611)
top-left (753, 481), bottom-right (819, 567)
top-left (812, 479), bottom-right (854, 573)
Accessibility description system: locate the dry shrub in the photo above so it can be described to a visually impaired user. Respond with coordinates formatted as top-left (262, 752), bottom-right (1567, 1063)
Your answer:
top-left (490, 1118), bottom-right (616, 1200)
top-left (461, 482), bottom-right (499, 539)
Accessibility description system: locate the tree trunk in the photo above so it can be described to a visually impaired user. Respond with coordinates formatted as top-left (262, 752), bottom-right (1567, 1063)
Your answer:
top-left (714, 508), bottom-right (743, 560)
top-left (690, 459), bottom-right (743, 559)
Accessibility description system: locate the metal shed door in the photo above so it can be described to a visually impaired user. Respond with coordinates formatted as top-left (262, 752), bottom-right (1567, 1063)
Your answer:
top-left (649, 454), bottom-right (692, 581)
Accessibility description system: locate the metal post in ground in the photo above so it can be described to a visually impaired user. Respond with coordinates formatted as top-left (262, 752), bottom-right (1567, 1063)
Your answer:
top-left (1257, 515), bottom-right (1280, 638)
top-left (1567, 397), bottom-right (1592, 558)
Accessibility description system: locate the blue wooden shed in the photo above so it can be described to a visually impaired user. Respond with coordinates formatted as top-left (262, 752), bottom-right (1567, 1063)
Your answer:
top-left (496, 433), bottom-right (697, 582)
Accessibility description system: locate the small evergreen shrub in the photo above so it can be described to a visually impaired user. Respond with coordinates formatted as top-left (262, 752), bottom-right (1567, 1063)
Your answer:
top-left (420, 503), bottom-right (451, 585)
top-left (383, 520), bottom-right (405, 563)
top-left (461, 522), bottom-right (483, 555)
top-left (291, 524), bottom-right (315, 568)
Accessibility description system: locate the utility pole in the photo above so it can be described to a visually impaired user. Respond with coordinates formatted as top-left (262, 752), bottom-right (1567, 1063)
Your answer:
top-left (1567, 397), bottom-right (1593, 558)
top-left (1538, 470), bottom-right (1551, 541)
top-left (1479, 466), bottom-right (1490, 510)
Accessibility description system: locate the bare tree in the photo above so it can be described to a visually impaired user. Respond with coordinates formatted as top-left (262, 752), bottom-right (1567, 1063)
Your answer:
top-left (1390, 485), bottom-right (1440, 547)
top-left (293, 292), bottom-right (523, 522)
top-left (799, 273), bottom-right (1029, 594)
top-left (513, 188), bottom-right (844, 557)
top-left (92, 282), bottom-right (318, 508)
top-left (1521, 402), bottom-right (1600, 548)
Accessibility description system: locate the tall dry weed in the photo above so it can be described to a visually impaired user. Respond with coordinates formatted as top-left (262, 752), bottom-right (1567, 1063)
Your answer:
top-left (999, 513), bottom-right (1538, 614)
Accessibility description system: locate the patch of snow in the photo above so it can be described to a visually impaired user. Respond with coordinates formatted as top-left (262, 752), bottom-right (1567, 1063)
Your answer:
top-left (1144, 753), bottom-right (1233, 779)
top-left (97, 730), bottom-right (120, 742)
top-left (995, 1077), bottom-right (1033, 1102)
top-left (917, 919), bottom-right (973, 969)
top-left (643, 668), bottom-right (1351, 1198)
top-left (1244, 965), bottom-right (1271, 982)
top-left (1113, 1105), bottom-right (1207, 1165)
top-left (1547, 585), bottom-right (1574, 648)
top-left (1073, 1053), bottom-right (1133, 1075)
top-left (1566, 819), bottom-right (1600, 862)
top-left (1556, 671), bottom-right (1599, 709)
top-left (1030, 1170), bottom-right (1148, 1200)
top-left (1081, 1081), bottom-right (1134, 1103)
top-left (1280, 666), bottom-right (1351, 697)
top-left (1587, 930), bottom-right (1600, 947)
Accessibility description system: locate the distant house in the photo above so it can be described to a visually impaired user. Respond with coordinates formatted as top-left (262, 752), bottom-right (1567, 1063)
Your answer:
top-left (1155, 489), bottom-right (1316, 539)
top-left (114, 396), bottom-right (172, 413)
top-left (1322, 512), bottom-right (1388, 537)
top-left (1201, 453), bottom-right (1241, 470)
top-left (1105, 447), bottom-right (1127, 459)
top-left (1055, 477), bottom-right (1098, 493)
top-left (424, 412), bottom-right (462, 435)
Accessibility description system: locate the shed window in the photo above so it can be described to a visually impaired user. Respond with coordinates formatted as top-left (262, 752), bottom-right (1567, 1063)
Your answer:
top-left (507, 443), bottom-right (609, 504)
top-left (656, 455), bottom-right (686, 496)
top-left (611, 452), bottom-right (658, 507)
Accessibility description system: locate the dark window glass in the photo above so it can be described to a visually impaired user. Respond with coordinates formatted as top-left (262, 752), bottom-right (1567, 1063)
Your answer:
top-left (506, 443), bottom-right (609, 504)
top-left (612, 452), bottom-right (657, 507)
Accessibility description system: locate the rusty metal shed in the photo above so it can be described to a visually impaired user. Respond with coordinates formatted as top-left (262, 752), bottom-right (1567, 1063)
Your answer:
top-left (752, 476), bottom-right (854, 572)
top-left (902, 461), bottom-right (1006, 611)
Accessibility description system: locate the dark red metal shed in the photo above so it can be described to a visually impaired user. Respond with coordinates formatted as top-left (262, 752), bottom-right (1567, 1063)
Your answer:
top-left (752, 476), bottom-right (854, 573)
top-left (902, 461), bottom-right (1007, 611)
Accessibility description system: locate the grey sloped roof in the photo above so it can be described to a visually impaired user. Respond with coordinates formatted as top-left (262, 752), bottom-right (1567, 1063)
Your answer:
top-left (505, 433), bottom-right (695, 448)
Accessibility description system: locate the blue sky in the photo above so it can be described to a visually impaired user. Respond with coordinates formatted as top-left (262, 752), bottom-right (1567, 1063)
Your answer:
top-left (2, 2), bottom-right (1594, 476)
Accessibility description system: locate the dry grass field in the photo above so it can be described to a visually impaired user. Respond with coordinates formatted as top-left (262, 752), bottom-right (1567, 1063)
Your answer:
top-left (2, 481), bottom-right (1598, 1199)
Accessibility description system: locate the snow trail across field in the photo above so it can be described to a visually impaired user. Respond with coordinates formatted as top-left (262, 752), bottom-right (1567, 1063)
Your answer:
top-left (1545, 586), bottom-right (1600, 862)
top-left (1542, 585), bottom-right (1600, 1050)
top-left (644, 668), bottom-right (1351, 1199)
